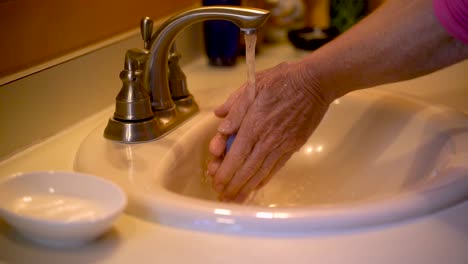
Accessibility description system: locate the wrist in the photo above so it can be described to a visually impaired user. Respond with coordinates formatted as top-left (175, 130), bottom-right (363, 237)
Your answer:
top-left (289, 60), bottom-right (341, 106)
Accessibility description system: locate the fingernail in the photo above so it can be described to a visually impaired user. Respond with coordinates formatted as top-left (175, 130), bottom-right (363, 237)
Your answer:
top-left (218, 120), bottom-right (231, 134)
top-left (206, 164), bottom-right (214, 176)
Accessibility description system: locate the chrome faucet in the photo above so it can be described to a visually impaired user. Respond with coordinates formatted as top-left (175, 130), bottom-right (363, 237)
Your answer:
top-left (104, 6), bottom-right (270, 143)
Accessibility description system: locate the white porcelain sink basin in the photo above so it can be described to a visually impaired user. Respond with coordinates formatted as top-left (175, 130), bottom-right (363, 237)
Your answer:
top-left (75, 90), bottom-right (468, 234)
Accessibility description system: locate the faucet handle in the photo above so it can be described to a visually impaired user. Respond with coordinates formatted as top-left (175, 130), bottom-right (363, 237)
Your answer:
top-left (140, 17), bottom-right (154, 50)
top-left (103, 48), bottom-right (154, 142)
top-left (125, 48), bottom-right (149, 71)
top-left (112, 48), bottom-right (153, 122)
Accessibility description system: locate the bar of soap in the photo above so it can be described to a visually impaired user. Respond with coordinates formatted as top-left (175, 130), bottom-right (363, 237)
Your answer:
top-left (225, 134), bottom-right (236, 154)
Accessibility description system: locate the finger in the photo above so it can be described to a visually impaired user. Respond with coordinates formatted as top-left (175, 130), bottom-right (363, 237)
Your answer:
top-left (208, 132), bottom-right (227, 157)
top-left (207, 157), bottom-right (222, 178)
top-left (219, 141), bottom-right (271, 201)
top-left (255, 152), bottom-right (293, 190)
top-left (214, 83), bottom-right (247, 118)
top-left (212, 126), bottom-right (257, 193)
top-left (217, 86), bottom-right (255, 135)
top-left (255, 174), bottom-right (273, 190)
top-left (232, 150), bottom-right (286, 203)
top-left (220, 129), bottom-right (287, 201)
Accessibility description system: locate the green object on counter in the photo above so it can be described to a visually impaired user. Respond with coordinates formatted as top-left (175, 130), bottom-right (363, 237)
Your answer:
top-left (330, 0), bottom-right (368, 33)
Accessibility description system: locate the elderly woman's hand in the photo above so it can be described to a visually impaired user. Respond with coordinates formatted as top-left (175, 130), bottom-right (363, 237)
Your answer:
top-left (207, 61), bottom-right (332, 202)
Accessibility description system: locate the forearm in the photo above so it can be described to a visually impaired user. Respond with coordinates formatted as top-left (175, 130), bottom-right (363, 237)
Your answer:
top-left (297, 0), bottom-right (468, 102)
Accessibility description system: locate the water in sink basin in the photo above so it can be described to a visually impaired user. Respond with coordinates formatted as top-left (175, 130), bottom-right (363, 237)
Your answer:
top-left (162, 90), bottom-right (466, 207)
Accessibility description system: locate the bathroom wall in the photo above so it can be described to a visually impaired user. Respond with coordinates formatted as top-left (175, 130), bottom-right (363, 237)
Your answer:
top-left (0, 0), bottom-right (198, 78)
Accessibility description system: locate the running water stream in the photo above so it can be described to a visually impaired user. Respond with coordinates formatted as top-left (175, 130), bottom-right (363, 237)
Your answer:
top-left (202, 32), bottom-right (261, 203)
top-left (243, 32), bottom-right (261, 204)
top-left (244, 32), bottom-right (257, 101)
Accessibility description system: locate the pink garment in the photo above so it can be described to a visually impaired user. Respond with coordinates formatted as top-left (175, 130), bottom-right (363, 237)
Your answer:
top-left (433, 0), bottom-right (468, 44)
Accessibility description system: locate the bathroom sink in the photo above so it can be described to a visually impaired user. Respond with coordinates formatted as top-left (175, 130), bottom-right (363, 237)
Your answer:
top-left (75, 90), bottom-right (468, 234)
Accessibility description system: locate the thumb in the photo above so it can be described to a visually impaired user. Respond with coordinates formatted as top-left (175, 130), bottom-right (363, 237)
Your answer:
top-left (214, 83), bottom-right (248, 118)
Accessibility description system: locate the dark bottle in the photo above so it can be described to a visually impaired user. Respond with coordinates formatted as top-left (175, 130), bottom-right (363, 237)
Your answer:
top-left (202, 0), bottom-right (241, 66)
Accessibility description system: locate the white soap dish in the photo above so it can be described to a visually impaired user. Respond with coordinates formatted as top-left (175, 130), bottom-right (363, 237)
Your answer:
top-left (0, 171), bottom-right (127, 247)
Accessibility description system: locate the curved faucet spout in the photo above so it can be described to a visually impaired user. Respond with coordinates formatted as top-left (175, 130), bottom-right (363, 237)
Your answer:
top-left (144, 6), bottom-right (270, 110)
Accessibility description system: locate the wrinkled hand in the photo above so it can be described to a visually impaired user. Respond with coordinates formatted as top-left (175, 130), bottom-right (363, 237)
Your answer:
top-left (207, 61), bottom-right (332, 202)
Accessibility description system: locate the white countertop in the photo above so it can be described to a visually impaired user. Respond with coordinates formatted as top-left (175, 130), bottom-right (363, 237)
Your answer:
top-left (0, 43), bottom-right (467, 264)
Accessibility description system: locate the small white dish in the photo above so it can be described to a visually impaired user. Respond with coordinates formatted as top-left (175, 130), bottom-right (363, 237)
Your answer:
top-left (0, 171), bottom-right (127, 247)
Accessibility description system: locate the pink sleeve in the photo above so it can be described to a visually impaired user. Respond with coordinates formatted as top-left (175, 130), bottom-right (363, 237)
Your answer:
top-left (433, 0), bottom-right (468, 44)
